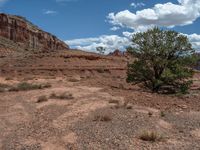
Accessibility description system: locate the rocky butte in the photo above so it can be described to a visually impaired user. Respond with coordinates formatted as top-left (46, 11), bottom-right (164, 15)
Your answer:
top-left (0, 13), bottom-right (69, 51)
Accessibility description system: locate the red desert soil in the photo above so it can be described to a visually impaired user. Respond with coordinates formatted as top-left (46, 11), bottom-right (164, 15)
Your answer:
top-left (1, 49), bottom-right (200, 150)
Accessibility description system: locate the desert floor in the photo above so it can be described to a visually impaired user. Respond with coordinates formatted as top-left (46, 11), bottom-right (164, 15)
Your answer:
top-left (0, 73), bottom-right (200, 150)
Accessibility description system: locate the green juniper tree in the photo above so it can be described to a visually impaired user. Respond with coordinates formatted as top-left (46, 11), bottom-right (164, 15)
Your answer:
top-left (96, 46), bottom-right (106, 55)
top-left (126, 27), bottom-right (197, 93)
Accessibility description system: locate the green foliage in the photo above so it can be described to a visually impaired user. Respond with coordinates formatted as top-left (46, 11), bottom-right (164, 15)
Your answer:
top-left (160, 111), bottom-right (165, 117)
top-left (9, 82), bottom-right (42, 91)
top-left (50, 92), bottom-right (74, 100)
top-left (127, 27), bottom-right (198, 93)
top-left (0, 83), bottom-right (12, 92)
top-left (179, 81), bottom-right (193, 94)
top-left (9, 82), bottom-right (51, 92)
top-left (96, 46), bottom-right (106, 55)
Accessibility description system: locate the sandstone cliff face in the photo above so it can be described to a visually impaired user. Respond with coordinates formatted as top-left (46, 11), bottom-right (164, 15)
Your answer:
top-left (0, 13), bottom-right (69, 51)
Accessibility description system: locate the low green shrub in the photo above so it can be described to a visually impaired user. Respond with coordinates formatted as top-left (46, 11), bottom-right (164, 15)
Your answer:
top-left (50, 92), bottom-right (74, 100)
top-left (9, 82), bottom-right (51, 92)
top-left (37, 95), bottom-right (48, 103)
top-left (139, 131), bottom-right (162, 142)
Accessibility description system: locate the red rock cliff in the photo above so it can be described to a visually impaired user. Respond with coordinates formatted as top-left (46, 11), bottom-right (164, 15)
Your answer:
top-left (0, 13), bottom-right (69, 51)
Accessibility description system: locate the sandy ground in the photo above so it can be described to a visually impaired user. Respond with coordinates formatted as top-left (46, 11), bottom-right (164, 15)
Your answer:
top-left (0, 75), bottom-right (200, 150)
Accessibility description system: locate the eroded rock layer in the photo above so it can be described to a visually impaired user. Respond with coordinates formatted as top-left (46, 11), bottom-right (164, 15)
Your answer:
top-left (0, 13), bottom-right (69, 51)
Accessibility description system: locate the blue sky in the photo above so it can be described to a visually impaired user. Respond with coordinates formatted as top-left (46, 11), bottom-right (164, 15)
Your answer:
top-left (1, 0), bottom-right (200, 53)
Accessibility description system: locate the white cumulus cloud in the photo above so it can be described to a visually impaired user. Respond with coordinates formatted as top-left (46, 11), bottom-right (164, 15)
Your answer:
top-left (183, 33), bottom-right (200, 50)
top-left (65, 32), bottom-right (200, 53)
top-left (130, 2), bottom-right (145, 8)
top-left (108, 0), bottom-right (200, 32)
top-left (110, 26), bottom-right (120, 31)
top-left (65, 35), bottom-right (132, 54)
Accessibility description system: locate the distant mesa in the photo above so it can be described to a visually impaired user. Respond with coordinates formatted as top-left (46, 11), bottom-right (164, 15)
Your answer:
top-left (0, 13), bottom-right (69, 51)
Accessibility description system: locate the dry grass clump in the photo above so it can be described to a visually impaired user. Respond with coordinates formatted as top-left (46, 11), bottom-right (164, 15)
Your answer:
top-left (0, 87), bottom-right (5, 93)
top-left (126, 105), bottom-right (133, 109)
top-left (50, 92), bottom-right (74, 100)
top-left (41, 83), bottom-right (52, 88)
top-left (96, 68), bottom-right (105, 73)
top-left (123, 100), bottom-right (133, 109)
top-left (37, 95), bottom-right (48, 103)
top-left (22, 77), bottom-right (35, 81)
top-left (9, 82), bottom-right (41, 91)
top-left (160, 111), bottom-right (166, 117)
top-left (68, 78), bottom-right (80, 82)
top-left (0, 83), bottom-right (10, 88)
top-left (108, 99), bottom-right (119, 104)
top-left (5, 77), bottom-right (13, 80)
top-left (9, 82), bottom-right (51, 92)
top-left (93, 114), bottom-right (112, 122)
top-left (148, 112), bottom-right (153, 117)
top-left (139, 131), bottom-right (162, 142)
top-left (0, 83), bottom-right (11, 92)
top-left (109, 99), bottom-right (133, 110)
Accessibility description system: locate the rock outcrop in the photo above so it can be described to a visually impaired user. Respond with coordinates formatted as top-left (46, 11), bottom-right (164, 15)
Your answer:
top-left (0, 13), bottom-right (69, 51)
top-left (108, 49), bottom-right (127, 57)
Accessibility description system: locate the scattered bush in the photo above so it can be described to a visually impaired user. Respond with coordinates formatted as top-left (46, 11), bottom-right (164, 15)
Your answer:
top-left (59, 92), bottom-right (73, 99)
top-left (139, 131), bottom-right (161, 142)
top-left (0, 87), bottom-right (5, 93)
top-left (148, 112), bottom-right (153, 117)
top-left (160, 111), bottom-right (166, 117)
top-left (0, 83), bottom-right (10, 88)
top-left (23, 77), bottom-right (35, 81)
top-left (96, 68), bottom-right (105, 73)
top-left (42, 83), bottom-right (52, 88)
top-left (37, 95), bottom-right (48, 103)
top-left (93, 114), bottom-right (112, 122)
top-left (50, 92), bottom-right (74, 100)
top-left (108, 99), bottom-right (119, 104)
top-left (9, 82), bottom-right (42, 91)
top-left (0, 83), bottom-right (11, 92)
top-left (9, 82), bottom-right (51, 92)
top-left (5, 77), bottom-right (13, 80)
top-left (68, 78), bottom-right (80, 82)
top-left (50, 92), bottom-right (56, 98)
top-left (49, 93), bottom-right (56, 98)
top-left (126, 105), bottom-right (133, 109)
